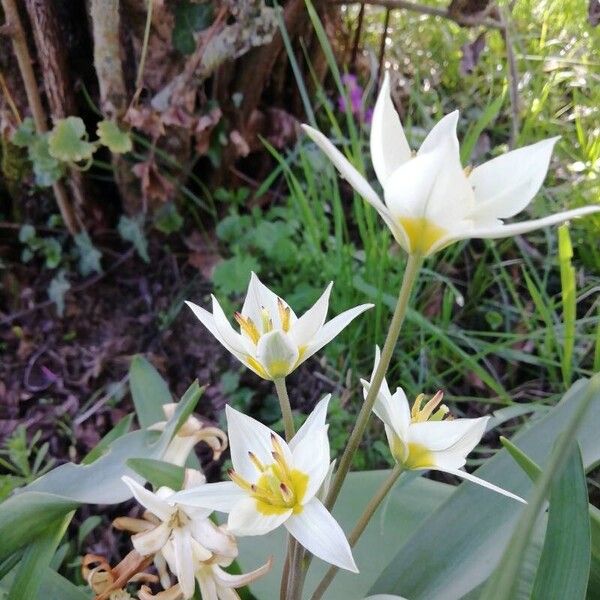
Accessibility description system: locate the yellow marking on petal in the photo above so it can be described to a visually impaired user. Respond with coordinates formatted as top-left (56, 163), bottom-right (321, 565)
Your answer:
top-left (277, 298), bottom-right (291, 332)
top-left (404, 442), bottom-right (435, 469)
top-left (235, 313), bottom-right (260, 344)
top-left (245, 356), bottom-right (270, 379)
top-left (398, 216), bottom-right (448, 255)
top-left (266, 359), bottom-right (293, 379)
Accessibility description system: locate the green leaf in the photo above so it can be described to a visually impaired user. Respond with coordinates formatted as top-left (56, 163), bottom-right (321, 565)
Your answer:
top-left (129, 355), bottom-right (172, 428)
top-left (29, 135), bottom-right (64, 186)
top-left (480, 375), bottom-right (598, 600)
top-left (42, 238), bottom-right (62, 269)
top-left (558, 224), bottom-right (576, 388)
top-left (48, 117), bottom-right (95, 163)
top-left (7, 512), bottom-right (73, 600)
top-left (213, 256), bottom-right (261, 295)
top-left (118, 215), bottom-right (149, 263)
top-left (96, 120), bottom-right (132, 154)
top-left (154, 202), bottom-right (184, 234)
top-left (0, 384), bottom-right (201, 561)
top-left (74, 231), bottom-right (103, 277)
top-left (82, 414), bottom-right (134, 465)
top-left (127, 458), bottom-right (185, 491)
top-left (18, 224), bottom-right (35, 244)
top-left (368, 377), bottom-right (600, 600)
top-left (11, 118), bottom-right (36, 147)
top-left (173, 1), bottom-right (213, 54)
top-left (500, 436), bottom-right (541, 481)
top-left (238, 472), bottom-right (452, 599)
top-left (38, 570), bottom-right (90, 600)
top-left (530, 444), bottom-right (590, 600)
top-left (48, 270), bottom-right (70, 317)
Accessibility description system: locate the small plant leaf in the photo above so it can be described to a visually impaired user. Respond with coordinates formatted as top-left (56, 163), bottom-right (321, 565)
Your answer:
top-left (29, 135), bottom-right (64, 186)
top-left (172, 1), bottom-right (213, 54)
top-left (11, 118), bottom-right (37, 147)
top-left (118, 215), bottom-right (150, 263)
top-left (154, 202), bottom-right (184, 234)
top-left (96, 120), bottom-right (132, 154)
top-left (48, 270), bottom-right (70, 317)
top-left (74, 231), bottom-right (103, 277)
top-left (48, 117), bottom-right (95, 163)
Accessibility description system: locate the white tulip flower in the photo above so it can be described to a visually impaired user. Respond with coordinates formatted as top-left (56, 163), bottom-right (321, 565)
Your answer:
top-left (173, 396), bottom-right (358, 573)
top-left (362, 348), bottom-right (525, 503)
top-left (185, 272), bottom-right (372, 380)
top-left (302, 73), bottom-right (599, 256)
top-left (122, 472), bottom-right (216, 599)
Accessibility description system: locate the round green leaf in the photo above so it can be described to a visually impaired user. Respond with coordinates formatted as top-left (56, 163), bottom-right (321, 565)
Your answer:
top-left (96, 120), bottom-right (132, 154)
top-left (48, 117), bottom-right (95, 163)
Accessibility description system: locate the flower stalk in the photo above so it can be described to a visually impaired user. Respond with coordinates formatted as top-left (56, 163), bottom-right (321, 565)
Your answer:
top-left (312, 463), bottom-right (405, 600)
top-left (325, 252), bottom-right (423, 511)
top-left (274, 377), bottom-right (295, 441)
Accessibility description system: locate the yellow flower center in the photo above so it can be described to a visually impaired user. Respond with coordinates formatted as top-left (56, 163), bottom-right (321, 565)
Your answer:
top-left (397, 216), bottom-right (447, 255)
top-left (229, 434), bottom-right (308, 516)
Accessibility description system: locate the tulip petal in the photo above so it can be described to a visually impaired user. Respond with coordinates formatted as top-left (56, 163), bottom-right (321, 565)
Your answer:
top-left (196, 570), bottom-right (218, 600)
top-left (255, 330), bottom-right (299, 379)
top-left (191, 519), bottom-right (237, 558)
top-left (468, 205), bottom-right (600, 240)
top-left (468, 137), bottom-right (559, 220)
top-left (301, 125), bottom-right (390, 216)
top-left (211, 296), bottom-right (247, 354)
top-left (301, 303), bottom-right (373, 363)
top-left (173, 481), bottom-right (246, 512)
top-left (226, 404), bottom-right (292, 478)
top-left (417, 110), bottom-right (459, 156)
top-left (290, 396), bottom-right (331, 501)
top-left (288, 282), bottom-right (332, 348)
top-left (408, 417), bottom-right (488, 454)
top-left (228, 497), bottom-right (291, 536)
top-left (131, 521), bottom-right (171, 555)
top-left (284, 498), bottom-right (358, 572)
top-left (370, 72), bottom-right (412, 185)
top-left (212, 558), bottom-right (273, 588)
top-left (173, 527), bottom-right (196, 599)
top-left (440, 467), bottom-right (527, 504)
top-left (241, 272), bottom-right (297, 329)
top-left (122, 476), bottom-right (173, 521)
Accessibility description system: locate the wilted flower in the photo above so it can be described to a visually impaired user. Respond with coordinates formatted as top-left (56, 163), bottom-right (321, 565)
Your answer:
top-left (362, 348), bottom-right (525, 502)
top-left (121, 471), bottom-right (216, 598)
top-left (186, 272), bottom-right (372, 380)
top-left (150, 403), bottom-right (228, 467)
top-left (303, 72), bottom-right (599, 256)
top-left (173, 397), bottom-right (358, 573)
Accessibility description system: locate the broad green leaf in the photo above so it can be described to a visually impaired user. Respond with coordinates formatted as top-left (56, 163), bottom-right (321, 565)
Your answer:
top-left (0, 382), bottom-right (201, 560)
top-left (74, 231), bottom-right (103, 277)
top-left (48, 117), bottom-right (95, 163)
top-left (7, 512), bottom-right (72, 600)
top-left (369, 377), bottom-right (600, 600)
top-left (173, 1), bottom-right (213, 54)
top-left (129, 355), bottom-right (172, 428)
top-left (118, 215), bottom-right (150, 263)
top-left (530, 444), bottom-right (590, 600)
top-left (96, 120), bottom-right (132, 154)
top-left (39, 569), bottom-right (90, 600)
top-left (238, 472), bottom-right (452, 599)
top-left (127, 458), bottom-right (185, 491)
top-left (480, 375), bottom-right (597, 600)
top-left (82, 413), bottom-right (134, 465)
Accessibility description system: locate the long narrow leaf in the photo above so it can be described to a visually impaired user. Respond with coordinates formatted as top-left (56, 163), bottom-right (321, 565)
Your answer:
top-left (129, 355), bottom-right (172, 427)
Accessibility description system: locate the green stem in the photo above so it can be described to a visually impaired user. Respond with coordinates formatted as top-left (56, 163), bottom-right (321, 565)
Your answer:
top-left (325, 253), bottom-right (423, 511)
top-left (311, 464), bottom-right (405, 599)
top-left (274, 377), bottom-right (295, 441)
top-left (274, 377), bottom-right (297, 598)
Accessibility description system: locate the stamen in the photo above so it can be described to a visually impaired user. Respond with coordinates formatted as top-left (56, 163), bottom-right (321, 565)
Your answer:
top-left (411, 393), bottom-right (425, 420)
top-left (260, 307), bottom-right (273, 333)
top-left (228, 469), bottom-right (254, 492)
top-left (277, 298), bottom-right (291, 332)
top-left (464, 165), bottom-right (473, 176)
top-left (431, 404), bottom-right (450, 421)
top-left (248, 451), bottom-right (265, 472)
top-left (419, 391), bottom-right (445, 421)
top-left (234, 313), bottom-right (260, 344)
top-left (280, 483), bottom-right (294, 504)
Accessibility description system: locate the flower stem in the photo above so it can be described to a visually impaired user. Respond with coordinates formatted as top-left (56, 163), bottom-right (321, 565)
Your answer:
top-left (311, 464), bottom-right (405, 599)
top-left (274, 377), bottom-right (295, 441)
top-left (325, 253), bottom-right (423, 510)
